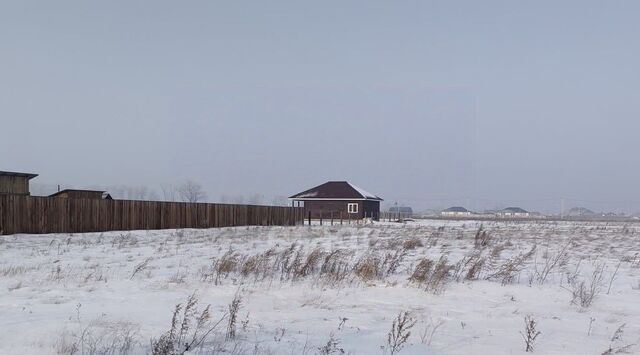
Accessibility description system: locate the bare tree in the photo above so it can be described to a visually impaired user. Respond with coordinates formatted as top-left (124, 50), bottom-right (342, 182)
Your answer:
top-left (147, 190), bottom-right (160, 201)
top-left (127, 185), bottom-right (150, 200)
top-left (271, 195), bottom-right (289, 206)
top-left (178, 180), bottom-right (207, 203)
top-left (247, 193), bottom-right (263, 205)
top-left (107, 185), bottom-right (126, 199)
top-left (160, 183), bottom-right (178, 202)
top-left (88, 184), bottom-right (157, 201)
top-left (220, 194), bottom-right (244, 204)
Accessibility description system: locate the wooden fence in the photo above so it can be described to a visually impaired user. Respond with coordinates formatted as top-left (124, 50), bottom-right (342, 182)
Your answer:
top-left (0, 195), bottom-right (304, 235)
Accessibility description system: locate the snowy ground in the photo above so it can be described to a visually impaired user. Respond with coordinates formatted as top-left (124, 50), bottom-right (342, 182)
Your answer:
top-left (1, 220), bottom-right (639, 354)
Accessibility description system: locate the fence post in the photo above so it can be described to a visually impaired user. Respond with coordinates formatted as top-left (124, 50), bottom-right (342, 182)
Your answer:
top-left (320, 213), bottom-right (323, 226)
top-left (308, 210), bottom-right (311, 226)
top-left (340, 211), bottom-right (343, 225)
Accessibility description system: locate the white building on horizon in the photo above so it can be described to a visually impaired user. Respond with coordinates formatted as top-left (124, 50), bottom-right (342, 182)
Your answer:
top-left (441, 206), bottom-right (472, 217)
top-left (496, 207), bottom-right (530, 218)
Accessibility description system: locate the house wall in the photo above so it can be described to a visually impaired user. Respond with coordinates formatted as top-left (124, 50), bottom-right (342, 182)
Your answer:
top-left (441, 211), bottom-right (471, 217)
top-left (363, 200), bottom-right (380, 220)
top-left (300, 200), bottom-right (380, 220)
top-left (0, 176), bottom-right (30, 195)
top-left (303, 200), bottom-right (362, 219)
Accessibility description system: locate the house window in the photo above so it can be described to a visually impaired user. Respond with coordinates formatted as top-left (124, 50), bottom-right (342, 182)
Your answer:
top-left (347, 203), bottom-right (358, 214)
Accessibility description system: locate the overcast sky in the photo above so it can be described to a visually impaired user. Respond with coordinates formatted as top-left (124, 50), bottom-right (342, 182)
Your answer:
top-left (2, 1), bottom-right (640, 213)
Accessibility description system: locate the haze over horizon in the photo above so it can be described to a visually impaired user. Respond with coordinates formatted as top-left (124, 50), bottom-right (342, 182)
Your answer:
top-left (2, 1), bottom-right (640, 214)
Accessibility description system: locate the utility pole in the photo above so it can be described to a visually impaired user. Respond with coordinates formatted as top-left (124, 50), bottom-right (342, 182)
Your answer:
top-left (394, 201), bottom-right (398, 221)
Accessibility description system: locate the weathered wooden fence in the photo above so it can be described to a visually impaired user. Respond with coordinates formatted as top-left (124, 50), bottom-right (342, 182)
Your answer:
top-left (0, 195), bottom-right (304, 235)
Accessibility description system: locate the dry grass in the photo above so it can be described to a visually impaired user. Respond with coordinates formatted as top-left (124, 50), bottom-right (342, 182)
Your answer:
top-left (151, 293), bottom-right (226, 355)
top-left (214, 250), bottom-right (242, 284)
top-left (317, 332), bottom-right (344, 355)
top-left (520, 315), bottom-right (541, 352)
top-left (409, 255), bottom-right (454, 294)
top-left (566, 262), bottom-right (605, 308)
top-left (533, 241), bottom-right (571, 285)
top-left (402, 237), bottom-right (424, 250)
top-left (130, 258), bottom-right (151, 280)
top-left (0, 265), bottom-right (39, 277)
top-left (387, 311), bottom-right (416, 355)
top-left (474, 225), bottom-right (492, 248)
top-left (226, 292), bottom-right (242, 340)
top-left (486, 246), bottom-right (536, 286)
top-left (3, 221), bottom-right (639, 354)
top-left (55, 305), bottom-right (139, 355)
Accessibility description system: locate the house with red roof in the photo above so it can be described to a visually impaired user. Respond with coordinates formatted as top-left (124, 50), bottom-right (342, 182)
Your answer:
top-left (290, 181), bottom-right (383, 220)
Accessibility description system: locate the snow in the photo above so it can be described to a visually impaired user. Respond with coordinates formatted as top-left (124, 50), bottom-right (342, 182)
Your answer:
top-left (1, 220), bottom-right (639, 354)
top-left (296, 191), bottom-right (318, 198)
top-left (349, 182), bottom-right (381, 200)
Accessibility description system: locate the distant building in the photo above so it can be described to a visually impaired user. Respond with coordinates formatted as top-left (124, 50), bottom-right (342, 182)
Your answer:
top-left (49, 189), bottom-right (113, 200)
top-left (0, 170), bottom-right (38, 196)
top-left (496, 207), bottom-right (530, 218)
top-left (567, 207), bottom-right (595, 217)
top-left (389, 206), bottom-right (413, 218)
top-left (290, 181), bottom-right (382, 220)
top-left (441, 206), bottom-right (472, 217)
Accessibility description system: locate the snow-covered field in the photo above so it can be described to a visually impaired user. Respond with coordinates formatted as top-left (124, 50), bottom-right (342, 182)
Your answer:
top-left (1, 220), bottom-right (639, 354)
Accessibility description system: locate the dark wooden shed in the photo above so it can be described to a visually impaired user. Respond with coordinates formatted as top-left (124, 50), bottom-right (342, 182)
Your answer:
top-left (0, 170), bottom-right (38, 196)
top-left (289, 181), bottom-right (383, 220)
top-left (49, 189), bottom-right (113, 200)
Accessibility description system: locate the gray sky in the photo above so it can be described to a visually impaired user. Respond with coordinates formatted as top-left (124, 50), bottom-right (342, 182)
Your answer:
top-left (2, 1), bottom-right (640, 213)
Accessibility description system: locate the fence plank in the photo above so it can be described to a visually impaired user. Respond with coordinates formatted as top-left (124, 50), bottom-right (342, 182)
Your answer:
top-left (0, 196), bottom-right (303, 235)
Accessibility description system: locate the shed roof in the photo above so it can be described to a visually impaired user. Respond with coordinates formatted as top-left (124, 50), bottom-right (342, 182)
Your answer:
top-left (290, 181), bottom-right (383, 201)
top-left (49, 189), bottom-right (112, 199)
top-left (0, 170), bottom-right (38, 179)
